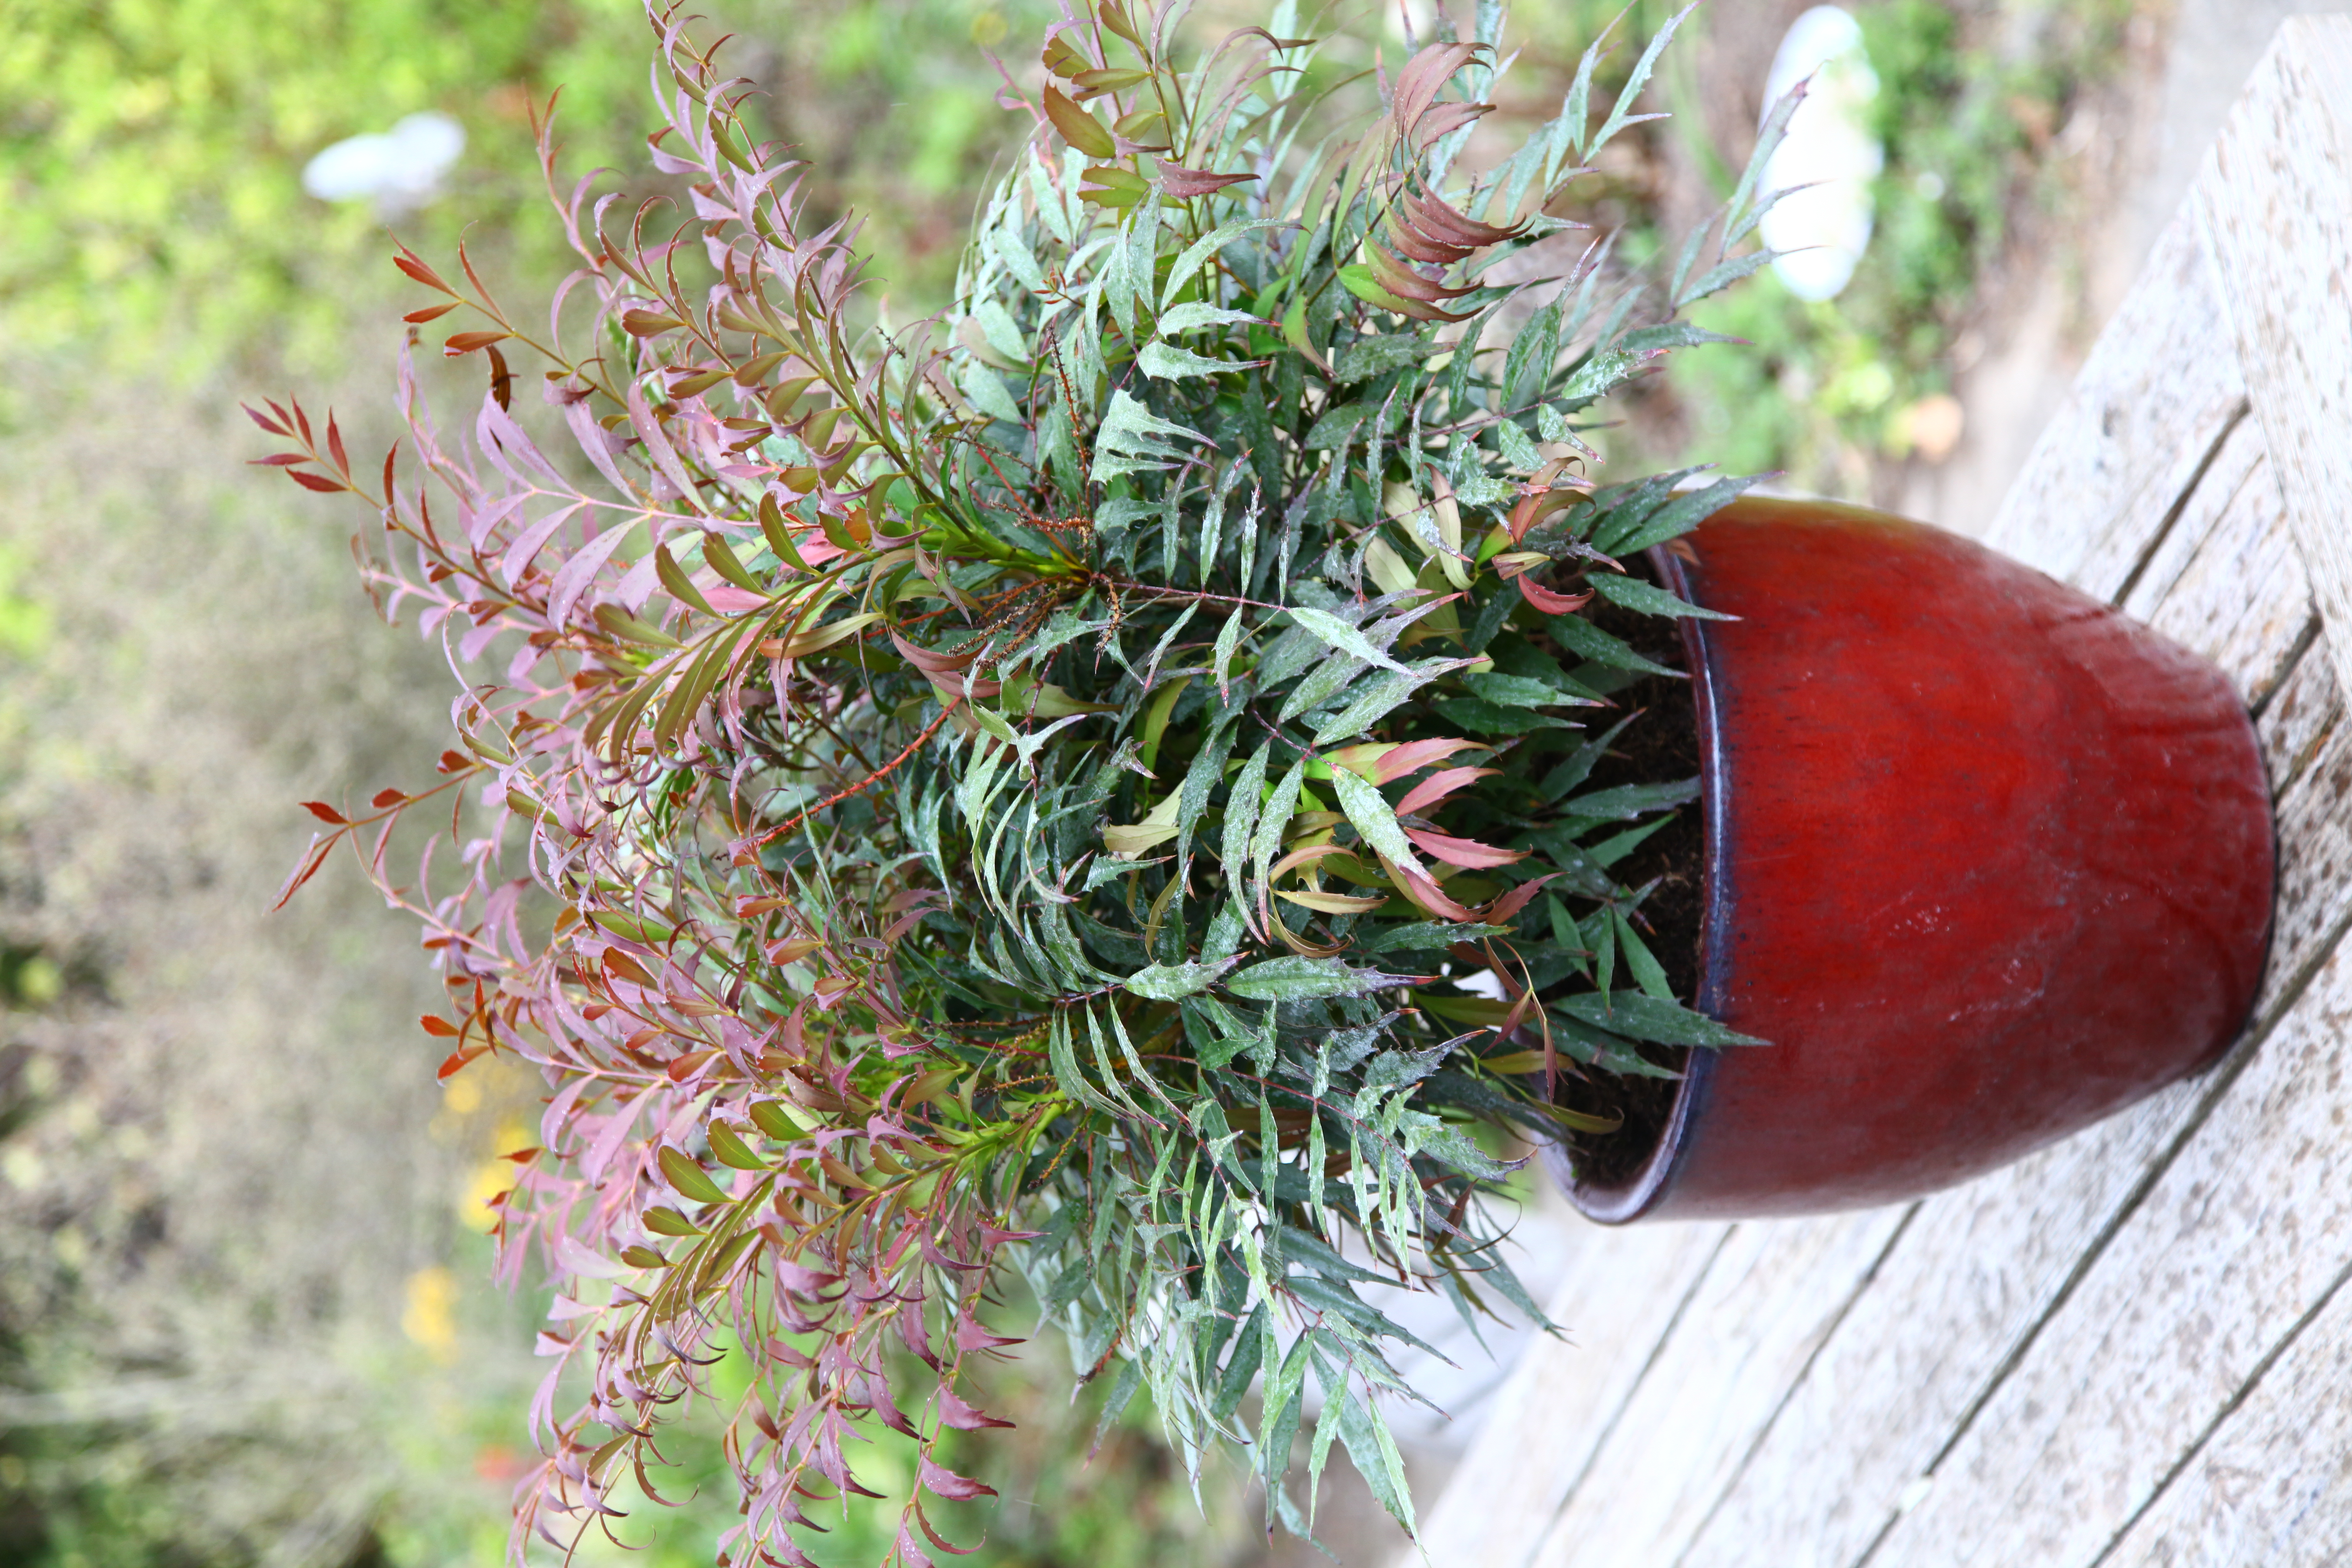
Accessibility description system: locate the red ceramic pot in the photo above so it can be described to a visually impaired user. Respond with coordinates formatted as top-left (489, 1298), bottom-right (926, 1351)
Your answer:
top-left (1556, 496), bottom-right (2275, 1222)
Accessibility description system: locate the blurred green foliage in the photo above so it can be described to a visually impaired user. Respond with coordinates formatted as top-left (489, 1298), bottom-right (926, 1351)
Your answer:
top-left (1665, 0), bottom-right (2137, 493)
top-left (0, 0), bottom-right (1061, 382)
top-left (0, 0), bottom-right (653, 377)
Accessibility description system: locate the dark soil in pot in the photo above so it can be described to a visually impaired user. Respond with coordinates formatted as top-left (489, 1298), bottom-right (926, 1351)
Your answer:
top-left (1547, 573), bottom-right (1702, 1189)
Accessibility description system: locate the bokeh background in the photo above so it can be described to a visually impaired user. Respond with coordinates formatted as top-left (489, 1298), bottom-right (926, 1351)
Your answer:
top-left (0, 0), bottom-right (2313, 1563)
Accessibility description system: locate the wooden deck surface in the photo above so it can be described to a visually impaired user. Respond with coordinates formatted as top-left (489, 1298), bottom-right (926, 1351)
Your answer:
top-left (1403, 21), bottom-right (2352, 1567)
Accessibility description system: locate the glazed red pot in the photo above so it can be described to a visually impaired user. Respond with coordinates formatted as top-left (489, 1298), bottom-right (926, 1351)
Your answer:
top-left (1554, 496), bottom-right (2275, 1222)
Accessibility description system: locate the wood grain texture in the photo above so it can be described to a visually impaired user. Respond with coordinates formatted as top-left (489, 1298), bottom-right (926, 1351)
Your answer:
top-left (1397, 1221), bottom-right (1730, 1568)
top-left (2130, 447), bottom-right (2313, 710)
top-left (2194, 15), bottom-right (2352, 702)
top-left (1674, 1083), bottom-right (2205, 1568)
top-left (2117, 412), bottom-right (2267, 619)
top-left (1980, 208), bottom-right (2246, 601)
top-left (1517, 1209), bottom-right (1911, 1568)
top-left (1862, 930), bottom-right (2352, 1568)
top-left (2098, 1248), bottom-right (2352, 1568)
top-left (2257, 632), bottom-right (2338, 801)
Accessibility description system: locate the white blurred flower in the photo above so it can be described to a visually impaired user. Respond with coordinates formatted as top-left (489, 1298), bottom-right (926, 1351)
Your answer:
top-left (301, 111), bottom-right (466, 218)
top-left (1759, 7), bottom-right (1883, 302)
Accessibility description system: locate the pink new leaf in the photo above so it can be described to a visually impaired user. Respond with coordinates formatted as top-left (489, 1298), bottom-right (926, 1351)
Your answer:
top-left (1395, 766), bottom-right (1498, 817)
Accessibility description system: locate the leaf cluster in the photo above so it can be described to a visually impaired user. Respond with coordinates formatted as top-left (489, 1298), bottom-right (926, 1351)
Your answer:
top-left (253, 2), bottom-right (1782, 1562)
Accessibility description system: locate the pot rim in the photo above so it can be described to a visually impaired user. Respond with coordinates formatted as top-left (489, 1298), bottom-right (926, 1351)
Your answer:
top-left (1555, 543), bottom-right (1723, 1224)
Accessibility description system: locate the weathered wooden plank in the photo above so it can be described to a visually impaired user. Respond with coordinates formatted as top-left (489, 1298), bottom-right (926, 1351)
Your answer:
top-left (1671, 663), bottom-right (2346, 1568)
top-left (1512, 1209), bottom-right (1909, 1568)
top-left (2262, 701), bottom-right (2352, 1015)
top-left (1862, 920), bottom-right (2352, 1568)
top-left (2255, 632), bottom-right (2337, 802)
top-left (1980, 208), bottom-right (2247, 600)
top-left (2130, 448), bottom-right (2311, 710)
top-left (2115, 411), bottom-right (2266, 622)
top-left (2097, 1248), bottom-right (2352, 1568)
top-left (1400, 1221), bottom-right (1730, 1568)
top-left (2195, 16), bottom-right (2352, 704)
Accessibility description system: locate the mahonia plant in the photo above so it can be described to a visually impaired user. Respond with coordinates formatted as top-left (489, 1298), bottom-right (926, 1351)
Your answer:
top-left (254, 0), bottom-right (1797, 1561)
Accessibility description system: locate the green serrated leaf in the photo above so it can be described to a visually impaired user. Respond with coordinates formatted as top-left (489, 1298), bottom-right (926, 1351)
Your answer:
top-left (1589, 572), bottom-right (1734, 620)
top-left (1559, 777), bottom-right (1699, 819)
top-left (1225, 956), bottom-right (1413, 1001)
top-left (1560, 990), bottom-right (1763, 1047)
top-left (1329, 767), bottom-right (1417, 867)
top-left (1287, 606), bottom-right (1406, 674)
top-left (1139, 340), bottom-right (1239, 380)
top-left (1124, 959), bottom-right (1232, 1001)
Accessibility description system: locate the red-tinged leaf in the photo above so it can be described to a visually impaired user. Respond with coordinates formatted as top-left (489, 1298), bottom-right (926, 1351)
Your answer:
top-left (1508, 483), bottom-right (1586, 543)
top-left (1351, 737), bottom-right (1486, 785)
top-left (667, 1049), bottom-right (720, 1083)
top-left (241, 402), bottom-right (291, 437)
top-left (622, 309), bottom-right (685, 336)
top-left (1518, 575), bottom-right (1593, 615)
top-left (419, 1014), bottom-right (461, 1037)
top-left (403, 301), bottom-right (460, 324)
top-left (1391, 41), bottom-right (1485, 140)
top-left (271, 835), bottom-right (333, 911)
top-left (1483, 872), bottom-right (1560, 924)
top-left (1338, 262), bottom-right (1461, 322)
top-left (437, 1046), bottom-right (485, 1081)
top-left (486, 343), bottom-right (513, 411)
top-left (935, 1387), bottom-right (1015, 1431)
top-left (302, 801), bottom-right (348, 824)
top-left (666, 367), bottom-right (730, 399)
top-left (250, 453), bottom-right (309, 467)
top-left (1369, 243), bottom-right (1480, 304)
top-left (893, 1524), bottom-right (937, 1568)
top-left (954, 1313), bottom-right (1020, 1352)
top-left (910, 1504), bottom-right (983, 1558)
top-left (444, 330), bottom-right (511, 355)
top-left (287, 469), bottom-right (346, 493)
top-left (436, 749), bottom-right (469, 773)
top-left (1400, 185), bottom-right (1523, 250)
top-left (918, 1458), bottom-right (997, 1502)
top-left (394, 251), bottom-right (457, 295)
top-left (1403, 826), bottom-right (1526, 869)
top-left (1396, 766), bottom-right (1499, 816)
top-left (1379, 853), bottom-right (1479, 922)
top-left (371, 787), bottom-right (408, 808)
top-left (1382, 218), bottom-right (1463, 266)
top-left (1041, 32), bottom-right (1092, 79)
top-left (325, 414), bottom-right (348, 473)
top-left (1042, 85), bottom-right (1116, 158)
top-left (1158, 162), bottom-right (1256, 198)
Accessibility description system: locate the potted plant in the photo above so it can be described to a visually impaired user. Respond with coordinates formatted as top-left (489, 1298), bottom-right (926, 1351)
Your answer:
top-left (251, 0), bottom-right (2272, 1558)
